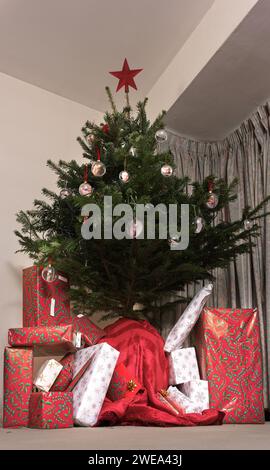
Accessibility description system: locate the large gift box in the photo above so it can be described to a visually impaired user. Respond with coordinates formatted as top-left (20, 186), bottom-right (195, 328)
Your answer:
top-left (28, 391), bottom-right (73, 429)
top-left (3, 347), bottom-right (33, 428)
top-left (72, 314), bottom-right (105, 346)
top-left (8, 325), bottom-right (77, 356)
top-left (168, 347), bottom-right (200, 385)
top-left (23, 265), bottom-right (71, 327)
top-left (73, 343), bottom-right (120, 426)
top-left (193, 307), bottom-right (265, 423)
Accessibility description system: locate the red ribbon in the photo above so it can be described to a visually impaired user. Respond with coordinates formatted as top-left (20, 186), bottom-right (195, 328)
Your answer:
top-left (208, 180), bottom-right (214, 192)
top-left (96, 147), bottom-right (101, 161)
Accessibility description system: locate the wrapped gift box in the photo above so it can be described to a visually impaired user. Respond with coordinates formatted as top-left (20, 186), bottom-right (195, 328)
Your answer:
top-left (51, 352), bottom-right (74, 392)
top-left (73, 343), bottom-right (120, 426)
top-left (8, 325), bottom-right (77, 356)
top-left (180, 380), bottom-right (209, 411)
top-left (168, 347), bottom-right (200, 385)
top-left (23, 265), bottom-right (71, 327)
top-left (107, 362), bottom-right (142, 401)
top-left (33, 359), bottom-right (63, 392)
top-left (3, 347), bottom-right (33, 427)
top-left (167, 386), bottom-right (203, 413)
top-left (28, 391), bottom-right (73, 429)
top-left (193, 307), bottom-right (265, 423)
top-left (164, 284), bottom-right (213, 353)
top-left (72, 314), bottom-right (105, 346)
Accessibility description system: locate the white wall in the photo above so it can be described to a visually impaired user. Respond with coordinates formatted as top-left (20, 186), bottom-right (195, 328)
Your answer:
top-left (0, 72), bottom-right (103, 410)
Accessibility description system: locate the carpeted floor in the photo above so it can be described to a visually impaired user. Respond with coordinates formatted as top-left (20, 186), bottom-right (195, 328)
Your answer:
top-left (0, 423), bottom-right (269, 450)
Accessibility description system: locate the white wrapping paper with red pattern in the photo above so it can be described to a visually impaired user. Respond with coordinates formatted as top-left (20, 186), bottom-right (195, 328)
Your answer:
top-left (72, 343), bottom-right (119, 426)
top-left (180, 380), bottom-right (209, 411)
top-left (164, 284), bottom-right (213, 352)
top-left (168, 347), bottom-right (200, 385)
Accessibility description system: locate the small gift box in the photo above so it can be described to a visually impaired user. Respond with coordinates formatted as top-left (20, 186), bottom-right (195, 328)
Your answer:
top-left (8, 325), bottom-right (77, 356)
top-left (28, 391), bottom-right (73, 429)
top-left (50, 353), bottom-right (74, 392)
top-left (33, 359), bottom-right (63, 392)
top-left (168, 347), bottom-right (200, 385)
top-left (193, 307), bottom-right (265, 423)
top-left (3, 347), bottom-right (33, 428)
top-left (180, 380), bottom-right (209, 411)
top-left (73, 343), bottom-right (120, 426)
top-left (107, 363), bottom-right (142, 401)
top-left (72, 314), bottom-right (105, 346)
top-left (164, 284), bottom-right (213, 353)
top-left (167, 386), bottom-right (202, 414)
top-left (23, 265), bottom-right (71, 327)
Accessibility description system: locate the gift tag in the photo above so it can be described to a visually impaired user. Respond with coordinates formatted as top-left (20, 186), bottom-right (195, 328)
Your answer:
top-left (73, 332), bottom-right (82, 348)
top-left (50, 298), bottom-right (56, 316)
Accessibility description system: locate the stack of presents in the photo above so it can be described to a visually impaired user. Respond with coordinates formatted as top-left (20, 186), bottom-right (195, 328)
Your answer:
top-left (3, 268), bottom-right (265, 428)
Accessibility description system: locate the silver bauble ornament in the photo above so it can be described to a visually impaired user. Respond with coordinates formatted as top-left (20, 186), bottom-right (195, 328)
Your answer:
top-left (91, 161), bottom-right (106, 177)
top-left (119, 170), bottom-right (130, 183)
top-left (126, 219), bottom-right (143, 239)
top-left (244, 219), bottom-right (253, 230)
top-left (161, 164), bottom-right (173, 177)
top-left (194, 216), bottom-right (205, 234)
top-left (79, 182), bottom-right (93, 196)
top-left (41, 264), bottom-right (57, 283)
top-left (155, 129), bottom-right (168, 143)
top-left (205, 191), bottom-right (219, 209)
top-left (129, 146), bottom-right (137, 157)
top-left (60, 188), bottom-right (72, 199)
top-left (168, 236), bottom-right (181, 250)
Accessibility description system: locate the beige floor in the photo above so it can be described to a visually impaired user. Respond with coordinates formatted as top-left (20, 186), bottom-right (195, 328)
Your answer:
top-left (0, 423), bottom-right (269, 450)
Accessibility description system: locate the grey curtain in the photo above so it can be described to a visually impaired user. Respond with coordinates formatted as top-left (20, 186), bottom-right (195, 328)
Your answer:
top-left (167, 101), bottom-right (270, 408)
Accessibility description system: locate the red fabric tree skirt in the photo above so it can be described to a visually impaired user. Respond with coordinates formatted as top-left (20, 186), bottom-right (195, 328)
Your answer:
top-left (97, 318), bottom-right (224, 426)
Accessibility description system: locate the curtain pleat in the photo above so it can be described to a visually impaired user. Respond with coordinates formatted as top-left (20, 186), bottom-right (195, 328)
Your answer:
top-left (167, 102), bottom-right (270, 408)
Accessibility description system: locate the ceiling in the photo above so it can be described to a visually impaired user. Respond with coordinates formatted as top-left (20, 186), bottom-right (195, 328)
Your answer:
top-left (0, 0), bottom-right (214, 111)
top-left (166, 0), bottom-right (270, 140)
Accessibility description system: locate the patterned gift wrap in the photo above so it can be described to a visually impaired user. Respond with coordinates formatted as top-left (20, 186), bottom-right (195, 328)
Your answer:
top-left (33, 359), bottom-right (63, 392)
top-left (167, 386), bottom-right (203, 413)
top-left (168, 347), bottom-right (200, 385)
top-left (23, 265), bottom-right (71, 327)
top-left (107, 363), bottom-right (141, 401)
top-left (180, 380), bottom-right (209, 411)
top-left (3, 347), bottom-right (33, 428)
top-left (73, 343), bottom-right (120, 426)
top-left (193, 307), bottom-right (265, 423)
top-left (51, 353), bottom-right (74, 392)
top-left (28, 392), bottom-right (73, 429)
top-left (164, 284), bottom-right (213, 353)
top-left (8, 325), bottom-right (76, 356)
top-left (72, 314), bottom-right (105, 346)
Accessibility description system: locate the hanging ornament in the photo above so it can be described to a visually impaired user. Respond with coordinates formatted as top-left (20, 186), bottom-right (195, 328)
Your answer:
top-left (244, 219), bottom-right (253, 230)
top-left (161, 164), bottom-right (173, 177)
top-left (101, 123), bottom-right (110, 134)
top-left (86, 134), bottom-right (95, 145)
top-left (194, 216), bottom-right (205, 234)
top-left (155, 129), bottom-right (168, 143)
top-left (205, 181), bottom-right (219, 209)
top-left (79, 164), bottom-right (93, 196)
top-left (59, 188), bottom-right (72, 199)
top-left (41, 263), bottom-right (57, 283)
top-left (91, 147), bottom-right (106, 177)
top-left (126, 219), bottom-right (143, 239)
top-left (119, 170), bottom-right (130, 183)
top-left (168, 236), bottom-right (181, 249)
top-left (129, 146), bottom-right (137, 157)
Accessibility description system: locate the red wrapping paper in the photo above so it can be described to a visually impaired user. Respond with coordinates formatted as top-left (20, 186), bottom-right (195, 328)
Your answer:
top-left (3, 347), bottom-right (33, 428)
top-left (107, 362), bottom-right (142, 401)
top-left (51, 352), bottom-right (74, 391)
top-left (193, 307), bottom-right (265, 424)
top-left (28, 392), bottom-right (73, 429)
top-left (8, 325), bottom-right (76, 356)
top-left (23, 265), bottom-right (71, 327)
top-left (72, 315), bottom-right (105, 346)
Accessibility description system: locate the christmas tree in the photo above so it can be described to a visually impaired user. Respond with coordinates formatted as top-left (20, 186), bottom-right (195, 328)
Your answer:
top-left (15, 60), bottom-right (270, 328)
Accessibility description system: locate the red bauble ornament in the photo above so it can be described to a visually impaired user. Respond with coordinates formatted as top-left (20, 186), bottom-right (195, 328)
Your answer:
top-left (102, 124), bottom-right (110, 134)
top-left (110, 58), bottom-right (143, 93)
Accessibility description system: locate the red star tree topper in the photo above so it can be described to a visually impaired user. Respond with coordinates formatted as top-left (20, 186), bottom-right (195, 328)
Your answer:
top-left (110, 58), bottom-right (143, 93)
